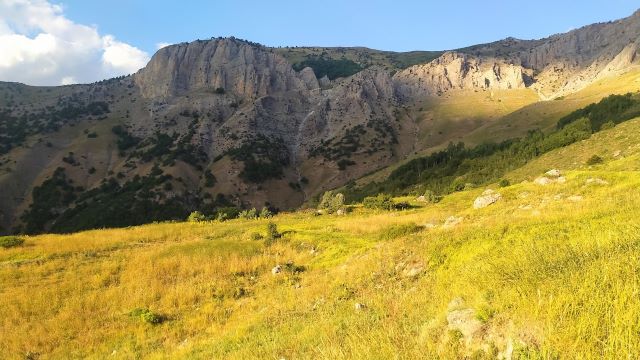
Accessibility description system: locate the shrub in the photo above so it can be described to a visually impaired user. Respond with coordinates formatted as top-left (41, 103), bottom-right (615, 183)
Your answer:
top-left (238, 208), bottom-right (258, 220)
top-left (423, 190), bottom-right (441, 204)
top-left (0, 236), bottom-right (25, 248)
top-left (259, 207), bottom-right (273, 218)
top-left (265, 222), bottom-right (280, 246)
top-left (499, 179), bottom-right (510, 188)
top-left (600, 121), bottom-right (615, 131)
top-left (318, 191), bottom-right (345, 214)
top-left (363, 194), bottom-right (395, 210)
top-left (586, 155), bottom-right (604, 165)
top-left (187, 211), bottom-right (206, 223)
top-left (130, 308), bottom-right (164, 325)
top-left (379, 223), bottom-right (423, 240)
top-left (393, 202), bottom-right (410, 210)
top-left (250, 232), bottom-right (263, 241)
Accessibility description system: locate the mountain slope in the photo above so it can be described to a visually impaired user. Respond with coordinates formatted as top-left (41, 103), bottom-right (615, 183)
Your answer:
top-left (2, 10), bottom-right (640, 234)
top-left (2, 117), bottom-right (640, 358)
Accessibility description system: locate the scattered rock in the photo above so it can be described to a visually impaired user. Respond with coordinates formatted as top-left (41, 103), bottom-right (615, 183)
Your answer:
top-left (402, 265), bottom-right (424, 278)
top-left (444, 216), bottom-right (463, 228)
top-left (473, 190), bottom-right (502, 209)
top-left (518, 204), bottom-right (533, 210)
top-left (545, 169), bottom-right (561, 177)
top-left (416, 195), bottom-right (427, 202)
top-left (448, 297), bottom-right (465, 311)
top-left (568, 195), bottom-right (583, 202)
top-left (336, 209), bottom-right (346, 216)
top-left (534, 176), bottom-right (553, 185)
top-left (586, 177), bottom-right (609, 185)
top-left (271, 265), bottom-right (282, 275)
top-left (354, 302), bottom-right (367, 311)
top-left (613, 150), bottom-right (622, 157)
top-left (535, 172), bottom-right (566, 186)
top-left (447, 308), bottom-right (483, 341)
top-left (423, 222), bottom-right (438, 229)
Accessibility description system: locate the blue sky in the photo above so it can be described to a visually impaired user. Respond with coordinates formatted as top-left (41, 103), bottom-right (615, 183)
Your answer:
top-left (62, 0), bottom-right (639, 53)
top-left (0, 0), bottom-right (638, 85)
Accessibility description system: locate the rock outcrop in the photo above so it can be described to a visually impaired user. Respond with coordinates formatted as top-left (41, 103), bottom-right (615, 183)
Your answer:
top-left (394, 52), bottom-right (532, 99)
top-left (135, 38), bottom-right (317, 99)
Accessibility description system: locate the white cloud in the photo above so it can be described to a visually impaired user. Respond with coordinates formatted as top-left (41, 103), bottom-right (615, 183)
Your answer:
top-left (0, 0), bottom-right (150, 85)
top-left (156, 42), bottom-right (172, 50)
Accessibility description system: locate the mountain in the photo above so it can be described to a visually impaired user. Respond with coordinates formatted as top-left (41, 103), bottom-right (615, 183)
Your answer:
top-left (2, 10), bottom-right (640, 234)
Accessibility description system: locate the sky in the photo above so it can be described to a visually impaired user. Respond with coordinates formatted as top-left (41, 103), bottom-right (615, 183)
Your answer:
top-left (0, 0), bottom-right (638, 86)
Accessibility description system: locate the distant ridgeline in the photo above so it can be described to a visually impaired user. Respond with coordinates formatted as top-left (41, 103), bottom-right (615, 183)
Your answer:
top-left (344, 93), bottom-right (640, 201)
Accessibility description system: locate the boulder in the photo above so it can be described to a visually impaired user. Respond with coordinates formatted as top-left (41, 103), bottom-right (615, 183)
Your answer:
top-left (534, 177), bottom-right (553, 185)
top-left (473, 190), bottom-right (502, 209)
top-left (545, 169), bottom-right (561, 177)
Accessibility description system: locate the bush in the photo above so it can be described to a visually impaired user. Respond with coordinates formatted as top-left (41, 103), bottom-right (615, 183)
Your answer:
top-left (238, 208), bottom-right (258, 220)
top-left (0, 236), bottom-right (25, 248)
top-left (394, 202), bottom-right (410, 210)
top-left (250, 232), bottom-right (263, 241)
top-left (379, 223), bottom-right (423, 240)
top-left (259, 207), bottom-right (273, 218)
top-left (265, 222), bottom-right (280, 246)
top-left (600, 121), bottom-right (615, 131)
top-left (130, 308), bottom-right (164, 325)
top-left (423, 190), bottom-right (441, 203)
top-left (363, 194), bottom-right (395, 210)
top-left (586, 155), bottom-right (604, 165)
top-left (187, 211), bottom-right (206, 223)
top-left (499, 179), bottom-right (510, 188)
top-left (318, 191), bottom-right (345, 214)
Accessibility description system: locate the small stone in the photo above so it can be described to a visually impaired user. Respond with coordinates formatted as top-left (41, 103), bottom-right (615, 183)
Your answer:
top-left (416, 195), bottom-right (427, 202)
top-left (568, 195), bottom-right (583, 202)
top-left (444, 216), bottom-right (463, 228)
top-left (271, 265), bottom-right (282, 275)
top-left (402, 265), bottom-right (424, 278)
top-left (354, 302), bottom-right (366, 311)
top-left (545, 169), bottom-right (561, 177)
top-left (556, 176), bottom-right (567, 184)
top-left (586, 177), bottom-right (609, 185)
top-left (613, 150), bottom-right (622, 157)
top-left (336, 209), bottom-right (346, 216)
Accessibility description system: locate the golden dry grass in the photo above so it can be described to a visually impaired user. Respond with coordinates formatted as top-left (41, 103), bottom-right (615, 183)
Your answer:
top-left (2, 121), bottom-right (640, 359)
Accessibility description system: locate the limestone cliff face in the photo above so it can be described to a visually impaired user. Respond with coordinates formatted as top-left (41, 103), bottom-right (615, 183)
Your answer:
top-left (459, 10), bottom-right (640, 98)
top-left (393, 52), bottom-right (532, 99)
top-left (134, 38), bottom-right (318, 99)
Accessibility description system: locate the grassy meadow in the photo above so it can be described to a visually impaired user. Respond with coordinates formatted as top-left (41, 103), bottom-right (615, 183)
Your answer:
top-left (2, 120), bottom-right (640, 359)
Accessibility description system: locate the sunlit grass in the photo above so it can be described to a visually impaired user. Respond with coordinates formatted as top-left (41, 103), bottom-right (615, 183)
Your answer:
top-left (2, 121), bottom-right (640, 358)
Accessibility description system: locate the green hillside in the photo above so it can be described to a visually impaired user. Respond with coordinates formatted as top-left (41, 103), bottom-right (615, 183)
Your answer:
top-left (2, 114), bottom-right (640, 358)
